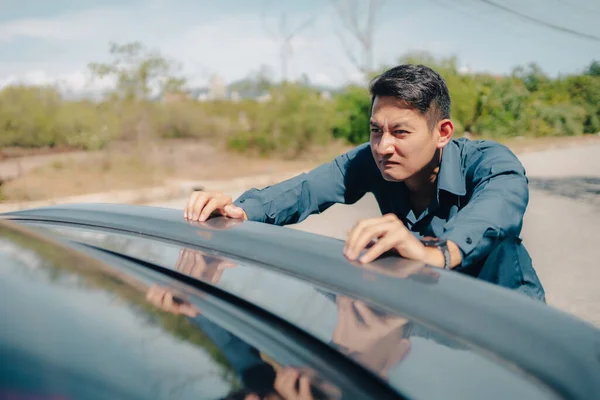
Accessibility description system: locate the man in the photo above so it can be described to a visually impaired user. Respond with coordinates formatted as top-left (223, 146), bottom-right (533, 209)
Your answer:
top-left (184, 64), bottom-right (545, 301)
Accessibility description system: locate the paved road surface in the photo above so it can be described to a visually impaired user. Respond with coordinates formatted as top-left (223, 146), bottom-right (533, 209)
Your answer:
top-left (149, 144), bottom-right (600, 327)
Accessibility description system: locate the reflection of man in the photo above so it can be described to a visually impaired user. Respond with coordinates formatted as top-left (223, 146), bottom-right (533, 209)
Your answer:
top-left (174, 248), bottom-right (236, 284)
top-left (183, 64), bottom-right (545, 301)
top-left (331, 296), bottom-right (411, 380)
top-left (145, 285), bottom-right (320, 400)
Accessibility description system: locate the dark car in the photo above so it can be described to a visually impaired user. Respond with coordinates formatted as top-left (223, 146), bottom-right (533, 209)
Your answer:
top-left (1, 203), bottom-right (599, 400)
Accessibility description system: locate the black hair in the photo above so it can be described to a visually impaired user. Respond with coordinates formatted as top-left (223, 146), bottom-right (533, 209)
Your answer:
top-left (369, 64), bottom-right (451, 129)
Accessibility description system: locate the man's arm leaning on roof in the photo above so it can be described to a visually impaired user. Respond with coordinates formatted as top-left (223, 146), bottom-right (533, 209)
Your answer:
top-left (233, 143), bottom-right (375, 225)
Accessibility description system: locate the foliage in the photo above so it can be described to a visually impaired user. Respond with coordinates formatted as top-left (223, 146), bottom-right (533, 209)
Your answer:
top-left (330, 53), bottom-right (599, 145)
top-left (1, 43), bottom-right (598, 156)
top-left (0, 85), bottom-right (116, 149)
top-left (88, 42), bottom-right (187, 102)
top-left (331, 85), bottom-right (371, 144)
top-left (227, 84), bottom-right (337, 157)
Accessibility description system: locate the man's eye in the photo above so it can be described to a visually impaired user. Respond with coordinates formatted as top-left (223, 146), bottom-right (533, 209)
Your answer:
top-left (370, 128), bottom-right (381, 133)
top-left (394, 130), bottom-right (409, 135)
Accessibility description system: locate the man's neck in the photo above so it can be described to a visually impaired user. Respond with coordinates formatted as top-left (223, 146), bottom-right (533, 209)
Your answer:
top-left (404, 149), bottom-right (442, 214)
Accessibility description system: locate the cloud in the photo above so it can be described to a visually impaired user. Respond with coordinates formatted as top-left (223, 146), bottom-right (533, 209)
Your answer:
top-left (0, 68), bottom-right (115, 95)
top-left (2, 0), bottom-right (596, 95)
top-left (0, 7), bottom-right (127, 43)
top-left (0, 2), bottom-right (383, 91)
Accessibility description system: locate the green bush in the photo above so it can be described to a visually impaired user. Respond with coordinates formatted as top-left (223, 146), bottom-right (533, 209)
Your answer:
top-left (1, 54), bottom-right (598, 155)
top-left (227, 84), bottom-right (336, 157)
top-left (0, 85), bottom-right (116, 150)
top-left (331, 85), bottom-right (371, 144)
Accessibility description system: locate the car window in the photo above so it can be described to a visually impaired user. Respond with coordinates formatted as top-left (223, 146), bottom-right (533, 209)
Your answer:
top-left (0, 224), bottom-right (343, 400)
top-left (22, 222), bottom-right (561, 400)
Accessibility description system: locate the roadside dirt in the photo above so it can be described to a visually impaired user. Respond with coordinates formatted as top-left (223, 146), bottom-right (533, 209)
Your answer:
top-left (1, 135), bottom-right (598, 203)
top-left (0, 139), bottom-right (349, 202)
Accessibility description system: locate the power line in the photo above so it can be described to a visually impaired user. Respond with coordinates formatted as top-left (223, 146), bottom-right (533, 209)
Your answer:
top-left (556, 0), bottom-right (600, 15)
top-left (473, 0), bottom-right (600, 42)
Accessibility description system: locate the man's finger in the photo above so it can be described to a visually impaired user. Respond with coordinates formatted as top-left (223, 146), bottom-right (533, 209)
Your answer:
top-left (344, 218), bottom-right (373, 253)
top-left (345, 217), bottom-right (387, 256)
top-left (223, 204), bottom-right (246, 219)
top-left (146, 285), bottom-right (164, 304)
top-left (162, 291), bottom-right (174, 310)
top-left (354, 301), bottom-right (378, 326)
top-left (275, 368), bottom-right (299, 397)
top-left (358, 231), bottom-right (400, 264)
top-left (189, 193), bottom-right (210, 221)
top-left (346, 221), bottom-right (396, 260)
top-left (184, 191), bottom-right (201, 219)
top-left (199, 196), bottom-right (226, 222)
top-left (298, 375), bottom-right (311, 398)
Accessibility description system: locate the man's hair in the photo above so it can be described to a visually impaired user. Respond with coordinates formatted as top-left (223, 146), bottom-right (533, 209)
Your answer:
top-left (369, 64), bottom-right (451, 129)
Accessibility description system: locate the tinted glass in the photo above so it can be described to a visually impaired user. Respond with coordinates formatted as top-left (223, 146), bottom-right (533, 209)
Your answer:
top-left (0, 224), bottom-right (342, 400)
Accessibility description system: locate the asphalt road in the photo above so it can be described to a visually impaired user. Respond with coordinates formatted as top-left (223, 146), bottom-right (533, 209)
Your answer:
top-left (150, 144), bottom-right (600, 327)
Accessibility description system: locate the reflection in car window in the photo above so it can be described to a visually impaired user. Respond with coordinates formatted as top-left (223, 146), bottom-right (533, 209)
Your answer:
top-left (1, 228), bottom-right (341, 400)
top-left (24, 223), bottom-right (559, 400)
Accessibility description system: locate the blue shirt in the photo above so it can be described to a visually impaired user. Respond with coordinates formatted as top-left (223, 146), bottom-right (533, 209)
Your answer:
top-left (234, 138), bottom-right (544, 298)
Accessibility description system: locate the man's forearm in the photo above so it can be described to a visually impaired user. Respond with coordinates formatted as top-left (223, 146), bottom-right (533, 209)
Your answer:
top-left (235, 147), bottom-right (372, 225)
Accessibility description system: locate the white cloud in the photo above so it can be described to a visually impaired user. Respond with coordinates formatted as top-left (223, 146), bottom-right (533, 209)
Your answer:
top-left (0, 68), bottom-right (115, 95)
top-left (5, 0), bottom-right (594, 95)
top-left (0, 7), bottom-right (128, 43)
top-left (0, 2), bottom-right (375, 92)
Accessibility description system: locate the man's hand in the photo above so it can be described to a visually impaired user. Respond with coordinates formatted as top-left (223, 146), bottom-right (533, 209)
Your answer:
top-left (273, 368), bottom-right (314, 400)
top-left (145, 285), bottom-right (200, 318)
top-left (175, 248), bottom-right (236, 284)
top-left (344, 214), bottom-right (426, 264)
top-left (184, 191), bottom-right (247, 222)
top-left (332, 296), bottom-right (411, 378)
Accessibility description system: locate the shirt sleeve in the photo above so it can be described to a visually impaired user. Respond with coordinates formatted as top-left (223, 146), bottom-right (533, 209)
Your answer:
top-left (233, 143), bottom-right (376, 225)
top-left (440, 143), bottom-right (529, 268)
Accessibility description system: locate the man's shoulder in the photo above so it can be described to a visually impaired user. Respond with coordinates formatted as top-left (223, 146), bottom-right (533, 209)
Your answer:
top-left (453, 137), bottom-right (515, 156)
top-left (453, 137), bottom-right (521, 166)
top-left (452, 137), bottom-right (526, 184)
top-left (333, 142), bottom-right (376, 167)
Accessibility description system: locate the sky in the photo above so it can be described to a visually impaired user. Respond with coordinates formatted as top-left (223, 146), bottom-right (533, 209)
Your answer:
top-left (0, 0), bottom-right (598, 94)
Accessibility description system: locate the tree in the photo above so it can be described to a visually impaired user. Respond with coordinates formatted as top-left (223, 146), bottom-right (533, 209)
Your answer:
top-left (330, 0), bottom-right (385, 75)
top-left (586, 60), bottom-right (600, 77)
top-left (88, 42), bottom-right (187, 102)
top-left (261, 4), bottom-right (315, 82)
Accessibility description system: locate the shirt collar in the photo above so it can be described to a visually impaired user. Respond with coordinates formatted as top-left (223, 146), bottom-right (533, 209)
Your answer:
top-left (437, 139), bottom-right (466, 196)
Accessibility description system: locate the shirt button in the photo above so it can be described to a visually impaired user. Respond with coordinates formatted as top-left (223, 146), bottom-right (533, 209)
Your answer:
top-left (466, 237), bottom-right (472, 244)
top-left (239, 199), bottom-right (245, 203)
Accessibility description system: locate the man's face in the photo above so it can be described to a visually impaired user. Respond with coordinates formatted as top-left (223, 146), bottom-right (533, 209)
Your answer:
top-left (369, 95), bottom-right (441, 182)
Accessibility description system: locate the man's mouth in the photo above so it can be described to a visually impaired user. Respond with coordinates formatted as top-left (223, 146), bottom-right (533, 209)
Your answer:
top-left (380, 159), bottom-right (401, 166)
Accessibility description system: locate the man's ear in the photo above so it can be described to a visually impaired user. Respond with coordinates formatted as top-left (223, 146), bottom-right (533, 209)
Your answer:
top-left (436, 119), bottom-right (454, 148)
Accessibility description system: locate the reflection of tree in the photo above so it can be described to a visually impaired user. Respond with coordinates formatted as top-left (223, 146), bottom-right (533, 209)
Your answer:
top-left (1, 222), bottom-right (239, 388)
top-left (36, 225), bottom-right (166, 267)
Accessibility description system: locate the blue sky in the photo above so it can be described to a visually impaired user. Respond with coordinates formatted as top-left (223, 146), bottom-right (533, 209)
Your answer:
top-left (0, 0), bottom-right (598, 92)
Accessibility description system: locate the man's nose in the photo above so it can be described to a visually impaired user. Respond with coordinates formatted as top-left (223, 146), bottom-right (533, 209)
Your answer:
top-left (375, 132), bottom-right (395, 155)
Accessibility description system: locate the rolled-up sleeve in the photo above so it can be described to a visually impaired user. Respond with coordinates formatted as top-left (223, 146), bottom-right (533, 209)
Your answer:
top-left (440, 145), bottom-right (529, 268)
top-left (233, 143), bottom-right (375, 225)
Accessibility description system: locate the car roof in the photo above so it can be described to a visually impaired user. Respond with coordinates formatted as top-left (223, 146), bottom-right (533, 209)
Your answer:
top-left (12, 220), bottom-right (560, 400)
top-left (3, 203), bottom-right (600, 400)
